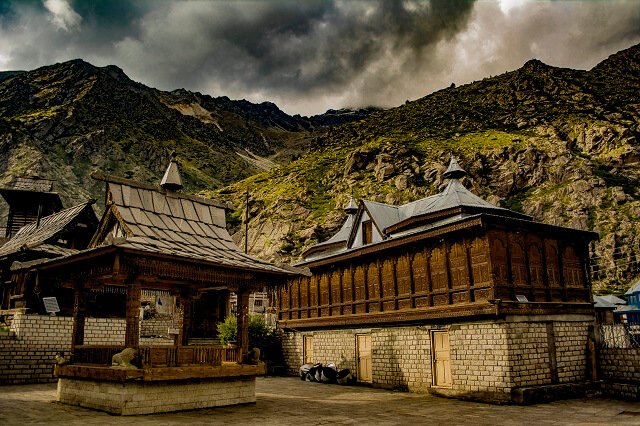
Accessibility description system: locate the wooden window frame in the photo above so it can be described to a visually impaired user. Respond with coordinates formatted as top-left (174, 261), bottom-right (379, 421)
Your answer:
top-left (362, 220), bottom-right (373, 245)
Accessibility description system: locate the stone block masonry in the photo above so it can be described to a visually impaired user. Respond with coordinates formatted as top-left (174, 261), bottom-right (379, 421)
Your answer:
top-left (598, 348), bottom-right (640, 401)
top-left (0, 313), bottom-right (172, 385)
top-left (280, 317), bottom-right (593, 402)
top-left (57, 377), bottom-right (256, 415)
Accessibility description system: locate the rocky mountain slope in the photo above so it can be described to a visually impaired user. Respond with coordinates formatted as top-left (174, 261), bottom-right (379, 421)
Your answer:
top-left (0, 59), bottom-right (374, 215)
top-left (215, 44), bottom-right (640, 294)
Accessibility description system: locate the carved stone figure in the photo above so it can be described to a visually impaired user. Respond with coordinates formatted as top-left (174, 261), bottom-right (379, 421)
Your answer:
top-left (111, 347), bottom-right (138, 369)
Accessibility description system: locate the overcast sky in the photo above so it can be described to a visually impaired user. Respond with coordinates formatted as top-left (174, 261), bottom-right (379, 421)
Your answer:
top-left (0, 0), bottom-right (639, 115)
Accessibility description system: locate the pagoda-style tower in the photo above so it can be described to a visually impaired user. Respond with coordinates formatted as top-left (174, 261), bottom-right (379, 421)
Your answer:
top-left (0, 177), bottom-right (63, 238)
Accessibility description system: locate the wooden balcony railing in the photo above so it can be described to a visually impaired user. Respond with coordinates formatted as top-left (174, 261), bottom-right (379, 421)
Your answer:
top-left (72, 344), bottom-right (243, 368)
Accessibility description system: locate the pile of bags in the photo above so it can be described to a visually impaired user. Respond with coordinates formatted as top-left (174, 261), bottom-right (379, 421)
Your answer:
top-left (299, 363), bottom-right (356, 385)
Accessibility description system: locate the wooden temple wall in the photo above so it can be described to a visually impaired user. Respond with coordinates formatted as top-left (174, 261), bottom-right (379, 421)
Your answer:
top-left (279, 233), bottom-right (496, 321)
top-left (279, 229), bottom-right (592, 321)
top-left (487, 229), bottom-right (591, 303)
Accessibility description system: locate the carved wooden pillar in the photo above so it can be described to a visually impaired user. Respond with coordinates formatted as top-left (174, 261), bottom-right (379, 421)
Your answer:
top-left (392, 256), bottom-right (399, 310)
top-left (70, 280), bottom-right (86, 354)
top-left (444, 242), bottom-right (453, 305)
top-left (541, 238), bottom-right (551, 302)
top-left (408, 252), bottom-right (416, 308)
top-left (236, 289), bottom-right (250, 363)
top-left (505, 234), bottom-right (515, 300)
top-left (179, 293), bottom-right (193, 346)
top-left (558, 241), bottom-right (567, 302)
top-left (425, 247), bottom-right (433, 307)
top-left (125, 279), bottom-right (141, 349)
top-left (376, 258), bottom-right (384, 312)
top-left (465, 240), bottom-right (475, 303)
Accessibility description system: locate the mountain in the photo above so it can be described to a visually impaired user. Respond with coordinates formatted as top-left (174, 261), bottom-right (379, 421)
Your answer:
top-left (214, 44), bottom-right (640, 294)
top-left (0, 59), bottom-right (376, 215)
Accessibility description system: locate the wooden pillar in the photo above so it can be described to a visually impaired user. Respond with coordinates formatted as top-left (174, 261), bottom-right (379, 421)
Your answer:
top-left (465, 240), bottom-right (475, 303)
top-left (236, 289), bottom-right (250, 363)
top-left (125, 280), bottom-right (141, 349)
top-left (70, 280), bottom-right (86, 354)
top-left (180, 294), bottom-right (193, 346)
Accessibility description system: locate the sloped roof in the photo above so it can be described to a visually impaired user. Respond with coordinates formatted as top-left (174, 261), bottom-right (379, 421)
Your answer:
top-left (4, 176), bottom-right (55, 193)
top-left (301, 158), bottom-right (581, 263)
top-left (92, 174), bottom-right (291, 275)
top-left (303, 215), bottom-right (354, 258)
top-left (597, 294), bottom-right (627, 305)
top-left (594, 295), bottom-right (618, 309)
top-left (363, 200), bottom-right (400, 232)
top-left (626, 278), bottom-right (640, 295)
top-left (0, 201), bottom-right (95, 258)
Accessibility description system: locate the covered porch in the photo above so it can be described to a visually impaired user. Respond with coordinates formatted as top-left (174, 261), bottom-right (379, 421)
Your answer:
top-left (11, 243), bottom-right (294, 414)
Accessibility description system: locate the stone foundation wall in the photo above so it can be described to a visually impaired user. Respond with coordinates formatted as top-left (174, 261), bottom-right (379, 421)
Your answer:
top-left (57, 377), bottom-right (256, 415)
top-left (598, 348), bottom-right (640, 400)
top-left (280, 318), bottom-right (592, 401)
top-left (0, 313), bottom-right (171, 384)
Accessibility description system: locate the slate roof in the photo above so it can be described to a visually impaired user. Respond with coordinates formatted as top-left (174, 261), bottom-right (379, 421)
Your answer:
top-left (92, 173), bottom-right (292, 275)
top-left (0, 201), bottom-right (95, 258)
top-left (594, 295), bottom-right (620, 309)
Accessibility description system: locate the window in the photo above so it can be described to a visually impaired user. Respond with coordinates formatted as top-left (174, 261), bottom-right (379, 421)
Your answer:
top-left (362, 220), bottom-right (373, 245)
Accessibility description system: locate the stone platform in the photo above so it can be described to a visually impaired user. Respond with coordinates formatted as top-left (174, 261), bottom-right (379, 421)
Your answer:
top-left (55, 363), bottom-right (264, 415)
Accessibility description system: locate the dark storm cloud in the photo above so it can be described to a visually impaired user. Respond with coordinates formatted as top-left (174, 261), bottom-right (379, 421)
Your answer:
top-left (0, 1), bottom-right (639, 114)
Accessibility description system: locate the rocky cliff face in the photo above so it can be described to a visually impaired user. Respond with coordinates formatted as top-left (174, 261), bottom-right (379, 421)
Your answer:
top-left (216, 44), bottom-right (640, 294)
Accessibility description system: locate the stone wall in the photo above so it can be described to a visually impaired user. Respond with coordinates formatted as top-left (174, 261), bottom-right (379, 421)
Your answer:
top-left (0, 313), bottom-right (172, 385)
top-left (57, 376), bottom-right (256, 415)
top-left (280, 318), bottom-right (592, 402)
top-left (598, 348), bottom-right (640, 400)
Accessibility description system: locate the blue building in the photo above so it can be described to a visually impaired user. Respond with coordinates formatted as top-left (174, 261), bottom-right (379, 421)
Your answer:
top-left (618, 278), bottom-right (640, 325)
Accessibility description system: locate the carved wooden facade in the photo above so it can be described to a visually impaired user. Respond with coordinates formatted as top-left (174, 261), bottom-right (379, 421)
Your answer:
top-left (279, 221), bottom-right (594, 329)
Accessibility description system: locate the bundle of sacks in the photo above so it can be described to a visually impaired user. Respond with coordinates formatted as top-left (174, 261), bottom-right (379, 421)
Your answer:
top-left (299, 363), bottom-right (356, 385)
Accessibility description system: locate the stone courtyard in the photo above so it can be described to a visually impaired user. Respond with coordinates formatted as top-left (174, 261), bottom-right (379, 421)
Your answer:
top-left (1, 377), bottom-right (639, 425)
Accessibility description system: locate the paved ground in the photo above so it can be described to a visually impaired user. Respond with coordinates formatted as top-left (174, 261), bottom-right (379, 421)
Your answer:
top-left (1, 377), bottom-right (639, 425)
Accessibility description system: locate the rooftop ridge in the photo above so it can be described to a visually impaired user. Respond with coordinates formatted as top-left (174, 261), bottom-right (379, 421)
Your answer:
top-left (92, 171), bottom-right (228, 209)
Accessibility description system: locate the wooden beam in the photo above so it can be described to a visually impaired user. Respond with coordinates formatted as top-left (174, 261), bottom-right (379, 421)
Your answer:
top-left (125, 277), bottom-right (141, 349)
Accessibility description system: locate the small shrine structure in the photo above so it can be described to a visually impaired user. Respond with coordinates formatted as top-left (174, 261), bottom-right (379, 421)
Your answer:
top-left (10, 158), bottom-right (298, 415)
top-left (278, 158), bottom-right (598, 403)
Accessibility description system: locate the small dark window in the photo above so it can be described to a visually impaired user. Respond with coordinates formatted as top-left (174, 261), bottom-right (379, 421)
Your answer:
top-left (362, 221), bottom-right (373, 245)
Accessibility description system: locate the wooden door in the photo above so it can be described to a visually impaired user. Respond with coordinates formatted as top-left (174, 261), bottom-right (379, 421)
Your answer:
top-left (356, 334), bottom-right (372, 383)
top-left (432, 331), bottom-right (452, 387)
top-left (303, 335), bottom-right (314, 364)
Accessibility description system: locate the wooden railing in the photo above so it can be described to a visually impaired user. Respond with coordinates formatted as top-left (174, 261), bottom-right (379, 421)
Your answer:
top-left (73, 345), bottom-right (240, 368)
top-left (73, 345), bottom-right (125, 365)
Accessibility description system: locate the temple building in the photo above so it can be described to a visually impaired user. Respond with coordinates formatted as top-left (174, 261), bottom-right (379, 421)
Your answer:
top-left (9, 158), bottom-right (299, 414)
top-left (278, 158), bottom-right (598, 403)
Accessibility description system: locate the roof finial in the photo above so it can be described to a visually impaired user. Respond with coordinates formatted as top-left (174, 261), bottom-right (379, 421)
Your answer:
top-left (443, 157), bottom-right (466, 180)
top-left (344, 196), bottom-right (358, 215)
top-left (161, 151), bottom-right (183, 191)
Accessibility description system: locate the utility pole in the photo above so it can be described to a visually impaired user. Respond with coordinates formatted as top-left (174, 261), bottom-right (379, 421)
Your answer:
top-left (244, 189), bottom-right (249, 254)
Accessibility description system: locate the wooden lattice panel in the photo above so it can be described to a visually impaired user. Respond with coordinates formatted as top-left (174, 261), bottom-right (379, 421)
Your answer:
top-left (412, 250), bottom-right (429, 293)
top-left (449, 241), bottom-right (469, 289)
top-left (430, 246), bottom-right (448, 291)
top-left (470, 236), bottom-right (491, 287)
top-left (562, 245), bottom-right (584, 288)
top-left (509, 234), bottom-right (528, 287)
